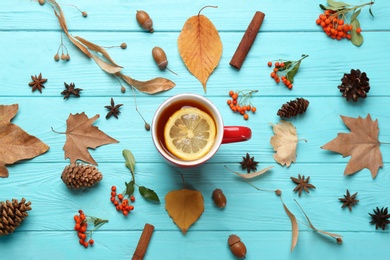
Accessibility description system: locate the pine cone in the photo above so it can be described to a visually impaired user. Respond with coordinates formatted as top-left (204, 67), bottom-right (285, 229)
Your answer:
top-left (277, 98), bottom-right (309, 118)
top-left (61, 164), bottom-right (103, 189)
top-left (338, 69), bottom-right (370, 102)
top-left (0, 198), bottom-right (32, 236)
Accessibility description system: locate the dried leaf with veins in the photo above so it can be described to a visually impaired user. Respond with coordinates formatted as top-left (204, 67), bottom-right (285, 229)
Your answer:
top-left (321, 114), bottom-right (383, 178)
top-left (53, 112), bottom-right (118, 165)
top-left (0, 104), bottom-right (49, 178)
top-left (225, 165), bottom-right (273, 179)
top-left (270, 121), bottom-right (299, 167)
top-left (165, 188), bottom-right (204, 234)
top-left (282, 202), bottom-right (299, 252)
top-left (178, 6), bottom-right (222, 93)
top-left (295, 200), bottom-right (343, 243)
top-left (47, 0), bottom-right (175, 94)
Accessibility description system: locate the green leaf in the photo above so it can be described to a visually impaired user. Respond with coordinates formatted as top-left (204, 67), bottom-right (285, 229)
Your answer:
top-left (350, 19), bottom-right (363, 47)
top-left (124, 181), bottom-right (135, 197)
top-left (327, 0), bottom-right (350, 8)
top-left (286, 62), bottom-right (301, 83)
top-left (369, 5), bottom-right (374, 17)
top-left (319, 4), bottom-right (327, 10)
top-left (350, 9), bottom-right (361, 22)
top-left (277, 61), bottom-right (292, 72)
top-left (139, 186), bottom-right (160, 202)
top-left (123, 149), bottom-right (135, 174)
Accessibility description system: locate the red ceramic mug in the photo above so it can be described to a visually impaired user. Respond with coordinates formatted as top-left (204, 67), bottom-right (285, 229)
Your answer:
top-left (151, 93), bottom-right (251, 167)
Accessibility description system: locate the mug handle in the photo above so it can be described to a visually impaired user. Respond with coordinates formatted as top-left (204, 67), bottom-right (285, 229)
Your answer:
top-left (222, 126), bottom-right (252, 144)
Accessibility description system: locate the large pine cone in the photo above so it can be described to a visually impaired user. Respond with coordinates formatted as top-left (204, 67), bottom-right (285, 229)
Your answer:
top-left (0, 198), bottom-right (32, 236)
top-left (338, 69), bottom-right (370, 102)
top-left (277, 98), bottom-right (309, 118)
top-left (61, 164), bottom-right (103, 189)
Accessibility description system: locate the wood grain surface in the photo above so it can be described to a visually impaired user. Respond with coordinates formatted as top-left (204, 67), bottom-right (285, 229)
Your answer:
top-left (1, 0), bottom-right (390, 259)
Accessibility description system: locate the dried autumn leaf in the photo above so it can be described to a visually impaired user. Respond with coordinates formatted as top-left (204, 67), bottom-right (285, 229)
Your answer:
top-left (117, 73), bottom-right (176, 94)
top-left (270, 121), bottom-right (298, 167)
top-left (165, 189), bottom-right (204, 234)
top-left (61, 112), bottom-right (118, 165)
top-left (282, 202), bottom-right (299, 252)
top-left (321, 114), bottom-right (382, 178)
top-left (178, 6), bottom-right (223, 92)
top-left (225, 165), bottom-right (274, 179)
top-left (0, 104), bottom-right (49, 178)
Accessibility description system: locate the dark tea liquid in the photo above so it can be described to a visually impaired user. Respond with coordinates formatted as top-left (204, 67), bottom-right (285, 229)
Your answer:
top-left (155, 98), bottom-right (217, 160)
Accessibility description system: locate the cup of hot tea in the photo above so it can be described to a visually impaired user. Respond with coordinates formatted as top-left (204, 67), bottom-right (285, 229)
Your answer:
top-left (151, 93), bottom-right (252, 167)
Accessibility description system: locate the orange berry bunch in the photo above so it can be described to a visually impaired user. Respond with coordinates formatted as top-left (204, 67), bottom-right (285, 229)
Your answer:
top-left (227, 90), bottom-right (258, 120)
top-left (110, 185), bottom-right (135, 216)
top-left (73, 209), bottom-right (108, 248)
top-left (316, 10), bottom-right (354, 41)
top-left (268, 54), bottom-right (309, 89)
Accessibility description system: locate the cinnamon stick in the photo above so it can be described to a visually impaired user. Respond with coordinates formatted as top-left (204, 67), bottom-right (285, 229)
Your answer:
top-left (229, 11), bottom-right (265, 70)
top-left (132, 223), bottom-right (155, 260)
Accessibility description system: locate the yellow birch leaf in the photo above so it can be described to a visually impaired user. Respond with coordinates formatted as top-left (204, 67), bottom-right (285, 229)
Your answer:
top-left (270, 121), bottom-right (298, 167)
top-left (178, 9), bottom-right (222, 93)
top-left (165, 189), bottom-right (204, 234)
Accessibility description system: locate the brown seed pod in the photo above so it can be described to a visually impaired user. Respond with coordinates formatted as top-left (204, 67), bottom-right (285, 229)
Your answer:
top-left (228, 234), bottom-right (247, 258)
top-left (120, 42), bottom-right (127, 49)
top-left (212, 188), bottom-right (227, 208)
top-left (54, 53), bottom-right (59, 61)
top-left (38, 0), bottom-right (45, 5)
top-left (136, 10), bottom-right (154, 33)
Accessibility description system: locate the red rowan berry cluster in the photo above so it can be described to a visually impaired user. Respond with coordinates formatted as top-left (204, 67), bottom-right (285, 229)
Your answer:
top-left (110, 185), bottom-right (135, 216)
top-left (73, 210), bottom-right (108, 248)
top-left (268, 54), bottom-right (308, 90)
top-left (227, 90), bottom-right (257, 120)
top-left (316, 10), bottom-right (354, 41)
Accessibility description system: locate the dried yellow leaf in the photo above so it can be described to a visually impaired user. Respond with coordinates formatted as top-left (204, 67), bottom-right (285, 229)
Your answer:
top-left (178, 8), bottom-right (222, 93)
top-left (270, 121), bottom-right (298, 167)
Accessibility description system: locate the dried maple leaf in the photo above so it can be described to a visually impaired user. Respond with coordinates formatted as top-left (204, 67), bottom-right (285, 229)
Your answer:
top-left (321, 114), bottom-right (383, 178)
top-left (165, 188), bottom-right (204, 234)
top-left (178, 6), bottom-right (223, 93)
top-left (0, 104), bottom-right (49, 178)
top-left (270, 121), bottom-right (298, 167)
top-left (60, 112), bottom-right (118, 165)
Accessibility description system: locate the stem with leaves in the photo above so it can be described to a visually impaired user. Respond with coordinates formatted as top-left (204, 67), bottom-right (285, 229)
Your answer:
top-left (122, 149), bottom-right (160, 202)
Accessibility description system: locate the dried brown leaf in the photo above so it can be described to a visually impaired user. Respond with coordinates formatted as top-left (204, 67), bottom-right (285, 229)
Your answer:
top-left (117, 73), bottom-right (176, 94)
top-left (91, 55), bottom-right (122, 74)
top-left (321, 114), bottom-right (383, 178)
top-left (0, 104), bottom-right (49, 178)
top-left (75, 36), bottom-right (122, 68)
top-left (178, 9), bottom-right (222, 92)
top-left (282, 202), bottom-right (299, 252)
top-left (62, 112), bottom-right (118, 165)
top-left (295, 200), bottom-right (342, 242)
top-left (270, 121), bottom-right (298, 167)
top-left (165, 188), bottom-right (204, 234)
top-left (226, 165), bottom-right (273, 179)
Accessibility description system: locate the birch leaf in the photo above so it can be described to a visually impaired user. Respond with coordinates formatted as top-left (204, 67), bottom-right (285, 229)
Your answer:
top-left (0, 104), bottom-right (49, 178)
top-left (165, 189), bottom-right (204, 234)
top-left (270, 121), bottom-right (299, 167)
top-left (178, 7), bottom-right (222, 93)
top-left (282, 202), bottom-right (299, 252)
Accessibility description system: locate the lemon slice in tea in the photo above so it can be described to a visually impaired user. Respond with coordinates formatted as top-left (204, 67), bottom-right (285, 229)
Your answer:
top-left (164, 107), bottom-right (216, 161)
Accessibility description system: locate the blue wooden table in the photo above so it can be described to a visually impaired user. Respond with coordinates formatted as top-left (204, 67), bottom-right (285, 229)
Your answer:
top-left (1, 0), bottom-right (390, 259)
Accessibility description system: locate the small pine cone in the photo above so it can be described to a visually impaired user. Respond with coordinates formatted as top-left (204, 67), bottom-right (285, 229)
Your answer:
top-left (338, 69), bottom-right (370, 102)
top-left (0, 198), bottom-right (32, 236)
top-left (277, 98), bottom-right (309, 118)
top-left (61, 164), bottom-right (103, 189)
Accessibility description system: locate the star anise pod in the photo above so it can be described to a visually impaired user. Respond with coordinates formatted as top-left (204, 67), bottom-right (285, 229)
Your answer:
top-left (239, 153), bottom-right (258, 173)
top-left (61, 82), bottom-right (82, 99)
top-left (369, 207), bottom-right (390, 230)
top-left (339, 189), bottom-right (359, 211)
top-left (105, 98), bottom-right (123, 119)
top-left (28, 73), bottom-right (47, 93)
top-left (290, 174), bottom-right (316, 196)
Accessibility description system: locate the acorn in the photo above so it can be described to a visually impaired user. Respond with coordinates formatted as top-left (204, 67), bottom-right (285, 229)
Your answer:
top-left (136, 10), bottom-right (154, 33)
top-left (212, 188), bottom-right (227, 208)
top-left (152, 46), bottom-right (178, 75)
top-left (228, 234), bottom-right (247, 258)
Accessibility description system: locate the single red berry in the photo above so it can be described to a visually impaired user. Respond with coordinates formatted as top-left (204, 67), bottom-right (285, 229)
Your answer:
top-left (123, 210), bottom-right (129, 216)
top-left (229, 90), bottom-right (234, 96)
top-left (118, 194), bottom-right (124, 201)
top-left (130, 195), bottom-right (135, 202)
top-left (356, 28), bottom-right (362, 34)
top-left (111, 186), bottom-right (116, 191)
top-left (267, 61), bottom-right (272, 67)
top-left (78, 209), bottom-right (83, 214)
top-left (110, 197), bottom-right (115, 202)
top-left (88, 239), bottom-right (94, 245)
top-left (111, 191), bottom-right (116, 197)
top-left (83, 241), bottom-right (89, 248)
